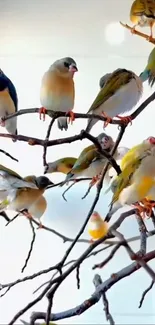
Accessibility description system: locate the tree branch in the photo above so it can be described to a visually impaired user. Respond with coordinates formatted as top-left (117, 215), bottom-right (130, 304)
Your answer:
top-left (120, 22), bottom-right (155, 44)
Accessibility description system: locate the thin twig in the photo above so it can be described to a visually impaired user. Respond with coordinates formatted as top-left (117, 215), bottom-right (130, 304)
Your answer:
top-left (43, 117), bottom-right (56, 167)
top-left (102, 293), bottom-right (115, 325)
top-left (76, 265), bottom-right (80, 289)
top-left (139, 280), bottom-right (154, 308)
top-left (21, 220), bottom-right (36, 273)
top-left (0, 149), bottom-right (18, 162)
top-left (120, 21), bottom-right (155, 44)
top-left (5, 212), bottom-right (21, 226)
top-left (135, 215), bottom-right (147, 256)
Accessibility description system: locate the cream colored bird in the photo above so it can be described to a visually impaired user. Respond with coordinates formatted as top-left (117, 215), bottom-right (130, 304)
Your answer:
top-left (130, 0), bottom-right (155, 40)
top-left (60, 133), bottom-right (129, 186)
top-left (85, 68), bottom-right (143, 133)
top-left (4, 176), bottom-right (52, 226)
top-left (107, 136), bottom-right (155, 216)
top-left (88, 211), bottom-right (109, 241)
top-left (40, 57), bottom-right (78, 131)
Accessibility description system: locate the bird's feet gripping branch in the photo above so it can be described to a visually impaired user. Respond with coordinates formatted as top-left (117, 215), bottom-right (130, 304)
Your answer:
top-left (67, 111), bottom-right (75, 125)
top-left (39, 107), bottom-right (47, 121)
top-left (90, 174), bottom-right (101, 186)
top-left (134, 199), bottom-right (155, 218)
top-left (116, 115), bottom-right (132, 125)
top-left (102, 112), bottom-right (112, 128)
top-left (0, 117), bottom-right (5, 127)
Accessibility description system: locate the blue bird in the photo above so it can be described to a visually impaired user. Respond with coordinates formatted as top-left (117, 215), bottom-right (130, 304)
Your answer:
top-left (0, 69), bottom-right (18, 142)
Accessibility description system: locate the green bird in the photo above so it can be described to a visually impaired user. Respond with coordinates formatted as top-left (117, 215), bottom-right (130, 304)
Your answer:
top-left (85, 68), bottom-right (143, 133)
top-left (140, 46), bottom-right (155, 87)
top-left (61, 133), bottom-right (129, 186)
top-left (44, 157), bottom-right (77, 175)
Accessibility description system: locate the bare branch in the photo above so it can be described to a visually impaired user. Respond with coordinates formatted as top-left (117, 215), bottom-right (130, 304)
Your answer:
top-left (29, 250), bottom-right (155, 324)
top-left (43, 117), bottom-right (56, 167)
top-left (139, 280), bottom-right (154, 308)
top-left (102, 293), bottom-right (115, 325)
top-left (120, 22), bottom-right (155, 44)
top-left (21, 220), bottom-right (36, 273)
top-left (0, 149), bottom-right (18, 162)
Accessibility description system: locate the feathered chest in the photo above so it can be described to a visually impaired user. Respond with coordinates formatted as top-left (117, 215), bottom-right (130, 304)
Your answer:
top-left (40, 72), bottom-right (75, 111)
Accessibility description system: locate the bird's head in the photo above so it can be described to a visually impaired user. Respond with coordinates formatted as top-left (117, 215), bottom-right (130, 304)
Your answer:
top-left (44, 162), bottom-right (58, 174)
top-left (97, 133), bottom-right (114, 150)
top-left (144, 136), bottom-right (155, 146)
top-left (52, 57), bottom-right (78, 78)
top-left (35, 176), bottom-right (54, 189)
top-left (90, 211), bottom-right (101, 221)
top-left (99, 73), bottom-right (111, 89)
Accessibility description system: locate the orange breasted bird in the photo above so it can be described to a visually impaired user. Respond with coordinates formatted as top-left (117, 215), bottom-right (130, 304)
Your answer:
top-left (40, 57), bottom-right (78, 131)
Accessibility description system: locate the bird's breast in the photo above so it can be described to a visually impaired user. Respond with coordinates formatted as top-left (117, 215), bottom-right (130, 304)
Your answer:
top-left (0, 89), bottom-right (16, 115)
top-left (40, 72), bottom-right (75, 112)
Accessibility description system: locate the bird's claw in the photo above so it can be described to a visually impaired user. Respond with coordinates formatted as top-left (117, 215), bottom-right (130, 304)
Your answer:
top-left (22, 211), bottom-right (33, 219)
top-left (116, 115), bottom-right (132, 125)
top-left (90, 175), bottom-right (100, 186)
top-left (67, 111), bottom-right (75, 125)
top-left (102, 112), bottom-right (112, 128)
top-left (0, 118), bottom-right (5, 127)
top-left (37, 222), bottom-right (43, 229)
top-left (39, 107), bottom-right (47, 121)
top-left (134, 200), bottom-right (155, 218)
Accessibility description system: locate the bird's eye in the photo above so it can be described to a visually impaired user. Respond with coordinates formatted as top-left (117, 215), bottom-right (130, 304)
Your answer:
top-left (147, 136), bottom-right (155, 145)
top-left (64, 62), bottom-right (70, 68)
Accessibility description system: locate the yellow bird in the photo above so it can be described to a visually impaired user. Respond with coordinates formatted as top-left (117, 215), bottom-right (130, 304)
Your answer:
top-left (108, 136), bottom-right (155, 216)
top-left (130, 0), bottom-right (155, 40)
top-left (88, 211), bottom-right (109, 241)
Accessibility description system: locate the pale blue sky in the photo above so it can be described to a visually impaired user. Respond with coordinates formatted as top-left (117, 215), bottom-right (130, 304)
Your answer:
top-left (0, 0), bottom-right (155, 324)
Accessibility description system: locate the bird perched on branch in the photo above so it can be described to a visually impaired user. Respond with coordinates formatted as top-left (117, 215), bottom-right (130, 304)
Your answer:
top-left (40, 57), bottom-right (78, 131)
top-left (44, 157), bottom-right (77, 175)
top-left (4, 175), bottom-right (52, 227)
top-left (85, 68), bottom-right (143, 133)
top-left (139, 46), bottom-right (155, 86)
top-left (0, 69), bottom-right (18, 141)
top-left (130, 0), bottom-right (155, 41)
top-left (88, 211), bottom-right (108, 241)
top-left (60, 133), bottom-right (129, 186)
top-left (106, 136), bottom-right (155, 217)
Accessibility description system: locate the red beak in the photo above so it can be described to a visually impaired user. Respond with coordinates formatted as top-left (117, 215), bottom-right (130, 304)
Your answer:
top-left (69, 64), bottom-right (78, 72)
top-left (149, 137), bottom-right (155, 144)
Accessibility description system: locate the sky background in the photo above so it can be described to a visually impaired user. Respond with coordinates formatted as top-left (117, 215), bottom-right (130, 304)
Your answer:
top-left (0, 0), bottom-right (155, 324)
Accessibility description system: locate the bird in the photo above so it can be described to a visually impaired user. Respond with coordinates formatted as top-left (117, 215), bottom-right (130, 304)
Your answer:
top-left (139, 46), bottom-right (155, 87)
top-left (61, 133), bottom-right (129, 186)
top-left (130, 0), bottom-right (155, 41)
top-left (40, 57), bottom-right (78, 131)
top-left (85, 68), bottom-right (143, 133)
top-left (5, 175), bottom-right (53, 226)
top-left (44, 157), bottom-right (77, 175)
top-left (28, 195), bottom-right (47, 227)
top-left (0, 69), bottom-right (18, 141)
top-left (106, 136), bottom-right (155, 217)
top-left (88, 211), bottom-right (108, 241)
top-left (99, 73), bottom-right (111, 89)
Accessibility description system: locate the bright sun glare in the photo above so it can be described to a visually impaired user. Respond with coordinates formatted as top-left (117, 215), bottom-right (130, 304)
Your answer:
top-left (105, 22), bottom-right (125, 45)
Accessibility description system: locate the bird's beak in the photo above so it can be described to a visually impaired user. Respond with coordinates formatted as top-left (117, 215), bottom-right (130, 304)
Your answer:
top-left (46, 180), bottom-right (54, 189)
top-left (149, 137), bottom-right (155, 144)
top-left (69, 64), bottom-right (78, 72)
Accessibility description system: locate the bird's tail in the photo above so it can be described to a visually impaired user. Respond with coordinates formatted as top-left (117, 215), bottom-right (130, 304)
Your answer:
top-left (60, 172), bottom-right (74, 187)
top-left (12, 128), bottom-right (18, 142)
top-left (57, 117), bottom-right (68, 131)
top-left (139, 68), bottom-right (155, 87)
top-left (85, 118), bottom-right (95, 133)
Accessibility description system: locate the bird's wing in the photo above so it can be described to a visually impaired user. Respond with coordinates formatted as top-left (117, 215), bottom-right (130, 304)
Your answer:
top-left (1, 73), bottom-right (18, 111)
top-left (130, 0), bottom-right (145, 17)
top-left (87, 69), bottom-right (135, 113)
top-left (115, 146), bottom-right (130, 161)
top-left (0, 164), bottom-right (22, 179)
top-left (110, 157), bottom-right (142, 205)
top-left (69, 148), bottom-right (100, 174)
top-left (144, 0), bottom-right (155, 18)
top-left (76, 144), bottom-right (95, 161)
top-left (120, 143), bottom-right (145, 171)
